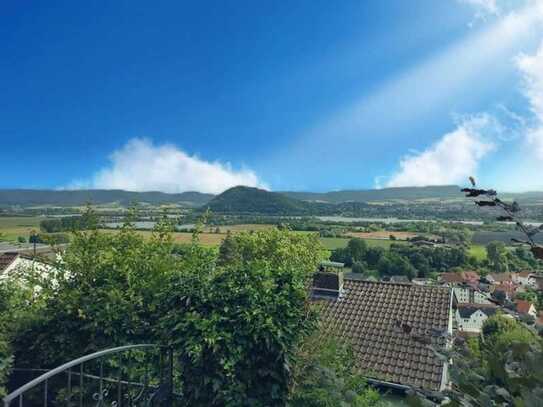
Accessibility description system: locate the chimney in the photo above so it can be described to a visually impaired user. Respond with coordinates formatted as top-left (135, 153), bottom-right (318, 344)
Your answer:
top-left (312, 271), bottom-right (344, 299)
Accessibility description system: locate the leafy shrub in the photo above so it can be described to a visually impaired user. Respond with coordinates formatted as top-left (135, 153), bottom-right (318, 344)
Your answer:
top-left (351, 261), bottom-right (365, 274)
top-left (9, 216), bottom-right (332, 407)
top-left (288, 331), bottom-right (381, 406)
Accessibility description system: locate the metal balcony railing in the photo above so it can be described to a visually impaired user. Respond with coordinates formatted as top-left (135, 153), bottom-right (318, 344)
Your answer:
top-left (3, 344), bottom-right (176, 406)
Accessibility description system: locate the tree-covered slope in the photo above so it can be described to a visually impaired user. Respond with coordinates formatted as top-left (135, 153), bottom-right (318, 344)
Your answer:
top-left (205, 186), bottom-right (319, 215)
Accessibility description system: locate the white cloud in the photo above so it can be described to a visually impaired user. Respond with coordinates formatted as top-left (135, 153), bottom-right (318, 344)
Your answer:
top-left (517, 40), bottom-right (543, 159)
top-left (459, 0), bottom-right (500, 19)
top-left (74, 138), bottom-right (267, 194)
top-left (459, 0), bottom-right (543, 28)
top-left (385, 115), bottom-right (496, 188)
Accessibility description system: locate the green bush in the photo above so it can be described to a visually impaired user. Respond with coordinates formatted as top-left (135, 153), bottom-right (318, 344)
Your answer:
top-left (9, 217), bottom-right (337, 406)
top-left (288, 332), bottom-right (381, 406)
top-left (351, 261), bottom-right (365, 274)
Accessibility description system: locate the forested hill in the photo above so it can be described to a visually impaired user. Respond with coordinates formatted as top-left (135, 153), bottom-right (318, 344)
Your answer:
top-left (204, 186), bottom-right (323, 215)
top-left (281, 185), bottom-right (465, 203)
top-left (0, 189), bottom-right (214, 207)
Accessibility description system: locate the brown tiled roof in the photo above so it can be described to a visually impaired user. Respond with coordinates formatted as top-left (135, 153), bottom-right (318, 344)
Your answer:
top-left (439, 272), bottom-right (464, 284)
top-left (0, 252), bottom-right (18, 273)
top-left (313, 279), bottom-right (451, 391)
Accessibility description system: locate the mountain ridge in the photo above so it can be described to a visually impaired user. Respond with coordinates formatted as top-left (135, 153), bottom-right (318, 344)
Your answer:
top-left (1, 185), bottom-right (542, 207)
top-left (0, 189), bottom-right (214, 207)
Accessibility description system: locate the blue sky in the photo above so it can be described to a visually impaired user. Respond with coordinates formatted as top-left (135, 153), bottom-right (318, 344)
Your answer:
top-left (2, 0), bottom-right (543, 193)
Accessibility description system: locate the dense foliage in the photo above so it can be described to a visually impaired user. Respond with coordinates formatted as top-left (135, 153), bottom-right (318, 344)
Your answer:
top-left (330, 238), bottom-right (468, 278)
top-left (446, 315), bottom-right (543, 406)
top-left (288, 331), bottom-right (380, 407)
top-left (2, 213), bottom-right (380, 406)
top-left (484, 242), bottom-right (540, 273)
top-left (0, 285), bottom-right (13, 398)
top-left (204, 186), bottom-right (324, 215)
top-left (40, 214), bottom-right (97, 233)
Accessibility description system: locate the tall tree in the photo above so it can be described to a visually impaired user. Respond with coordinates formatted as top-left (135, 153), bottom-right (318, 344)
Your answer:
top-left (487, 241), bottom-right (508, 272)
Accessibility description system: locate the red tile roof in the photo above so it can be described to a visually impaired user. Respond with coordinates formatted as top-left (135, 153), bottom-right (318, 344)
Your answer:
top-left (515, 300), bottom-right (534, 314)
top-left (313, 279), bottom-right (451, 391)
top-left (0, 252), bottom-right (18, 273)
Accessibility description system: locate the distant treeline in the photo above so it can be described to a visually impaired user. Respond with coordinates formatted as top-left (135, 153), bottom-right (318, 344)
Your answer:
top-left (40, 216), bottom-right (90, 233)
top-left (0, 189), bottom-right (213, 207)
top-left (331, 237), bottom-right (541, 279)
top-left (202, 186), bottom-right (543, 221)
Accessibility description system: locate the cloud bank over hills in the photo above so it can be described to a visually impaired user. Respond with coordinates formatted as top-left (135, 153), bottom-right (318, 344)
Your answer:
top-left (71, 138), bottom-right (268, 194)
top-left (385, 115), bottom-right (496, 188)
top-left (382, 0), bottom-right (543, 190)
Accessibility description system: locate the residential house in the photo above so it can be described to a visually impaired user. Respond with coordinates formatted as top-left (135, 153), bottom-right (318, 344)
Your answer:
top-left (455, 304), bottom-right (498, 333)
top-left (533, 275), bottom-right (543, 291)
top-left (491, 281), bottom-right (520, 301)
top-left (439, 272), bottom-right (465, 285)
top-left (439, 271), bottom-right (480, 288)
top-left (312, 273), bottom-right (453, 392)
top-left (512, 272), bottom-right (537, 289)
top-left (0, 252), bottom-right (20, 276)
top-left (0, 252), bottom-right (55, 281)
top-left (452, 286), bottom-right (492, 305)
top-left (515, 300), bottom-right (537, 318)
top-left (486, 272), bottom-right (513, 285)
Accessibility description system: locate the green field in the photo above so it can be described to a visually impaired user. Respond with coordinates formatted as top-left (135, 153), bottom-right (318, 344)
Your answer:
top-left (0, 216), bottom-right (43, 240)
top-left (0, 217), bottom-right (492, 263)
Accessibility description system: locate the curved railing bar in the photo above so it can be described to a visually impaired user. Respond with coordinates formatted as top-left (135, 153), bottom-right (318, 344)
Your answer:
top-left (3, 344), bottom-right (160, 405)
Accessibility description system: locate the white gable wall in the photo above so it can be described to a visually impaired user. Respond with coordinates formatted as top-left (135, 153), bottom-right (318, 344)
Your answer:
top-left (456, 309), bottom-right (490, 333)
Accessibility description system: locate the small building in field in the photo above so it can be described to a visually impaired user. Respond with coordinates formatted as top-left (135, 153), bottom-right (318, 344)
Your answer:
top-left (455, 304), bottom-right (498, 334)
